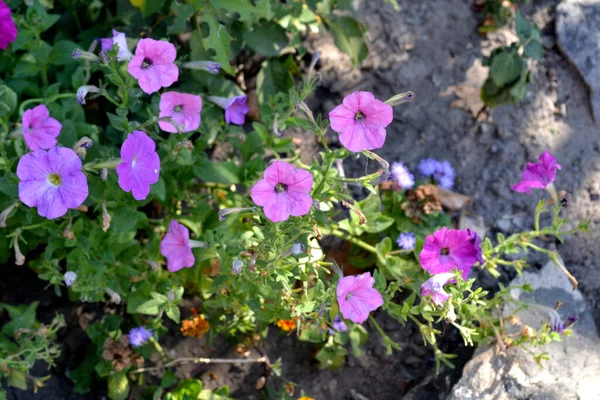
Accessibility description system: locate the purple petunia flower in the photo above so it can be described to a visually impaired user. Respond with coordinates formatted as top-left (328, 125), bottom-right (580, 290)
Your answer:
top-left (128, 326), bottom-right (153, 347)
top-left (128, 38), bottom-right (178, 94)
top-left (17, 147), bottom-right (88, 220)
top-left (0, 0), bottom-right (17, 50)
top-left (418, 158), bottom-right (438, 176)
top-left (512, 151), bottom-right (561, 194)
top-left (336, 272), bottom-right (383, 324)
top-left (419, 227), bottom-right (484, 280)
top-left (22, 105), bottom-right (62, 151)
top-left (76, 85), bottom-right (100, 105)
top-left (116, 130), bottom-right (160, 200)
top-left (160, 220), bottom-right (195, 272)
top-left (158, 92), bottom-right (203, 133)
top-left (421, 272), bottom-right (455, 306)
top-left (550, 313), bottom-right (579, 334)
top-left (250, 161), bottom-right (313, 223)
top-left (207, 95), bottom-right (250, 125)
top-left (100, 30), bottom-right (133, 61)
top-left (391, 162), bottom-right (415, 189)
top-left (330, 315), bottom-right (348, 333)
top-left (328, 91), bottom-right (393, 152)
top-left (397, 232), bottom-right (416, 250)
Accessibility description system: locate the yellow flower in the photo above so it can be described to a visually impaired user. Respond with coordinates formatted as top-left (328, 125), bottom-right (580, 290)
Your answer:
top-left (276, 318), bottom-right (297, 332)
top-left (298, 396), bottom-right (315, 400)
top-left (181, 314), bottom-right (210, 339)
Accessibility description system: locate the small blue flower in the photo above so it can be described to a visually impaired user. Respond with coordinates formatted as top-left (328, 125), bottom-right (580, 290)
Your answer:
top-left (438, 175), bottom-right (455, 190)
top-left (397, 232), bottom-right (416, 250)
top-left (391, 162), bottom-right (415, 189)
top-left (329, 315), bottom-right (348, 334)
top-left (232, 259), bottom-right (244, 275)
top-left (291, 242), bottom-right (305, 255)
top-left (128, 326), bottom-right (153, 347)
top-left (418, 158), bottom-right (439, 176)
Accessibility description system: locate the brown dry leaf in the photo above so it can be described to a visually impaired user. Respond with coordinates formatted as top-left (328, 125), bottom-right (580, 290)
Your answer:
top-left (436, 187), bottom-right (472, 211)
top-left (440, 84), bottom-right (485, 118)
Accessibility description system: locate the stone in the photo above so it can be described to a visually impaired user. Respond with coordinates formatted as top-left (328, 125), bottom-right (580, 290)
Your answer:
top-left (447, 260), bottom-right (600, 400)
top-left (556, 0), bottom-right (600, 122)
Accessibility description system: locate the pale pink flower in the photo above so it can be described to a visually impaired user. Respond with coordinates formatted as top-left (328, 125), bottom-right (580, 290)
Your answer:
top-left (328, 91), bottom-right (393, 152)
top-left (250, 161), bottom-right (313, 223)
top-left (158, 92), bottom-right (202, 133)
top-left (22, 105), bottom-right (62, 151)
top-left (128, 38), bottom-right (178, 94)
top-left (336, 272), bottom-right (383, 324)
top-left (160, 221), bottom-right (195, 272)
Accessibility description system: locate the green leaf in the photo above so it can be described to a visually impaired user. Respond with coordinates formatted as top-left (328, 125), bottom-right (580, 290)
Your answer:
top-left (515, 11), bottom-right (532, 39)
top-left (244, 21), bottom-right (288, 57)
top-left (133, 299), bottom-right (164, 315)
top-left (200, 14), bottom-right (234, 75)
top-left (7, 371), bottom-right (27, 391)
top-left (49, 41), bottom-right (79, 66)
top-left (166, 306), bottom-right (181, 324)
top-left (256, 57), bottom-right (295, 103)
top-left (58, 120), bottom-right (78, 147)
top-left (111, 206), bottom-right (145, 234)
top-left (348, 324), bottom-right (368, 357)
top-left (108, 373), bottom-right (130, 400)
top-left (326, 16), bottom-right (369, 66)
top-left (508, 72), bottom-right (529, 101)
top-left (0, 85), bottom-right (17, 119)
top-left (523, 40), bottom-right (543, 61)
top-left (150, 177), bottom-right (166, 201)
top-left (0, 302), bottom-right (38, 337)
top-left (168, 379), bottom-right (203, 399)
top-left (193, 158), bottom-right (240, 184)
top-left (209, 0), bottom-right (273, 23)
top-left (490, 50), bottom-right (524, 86)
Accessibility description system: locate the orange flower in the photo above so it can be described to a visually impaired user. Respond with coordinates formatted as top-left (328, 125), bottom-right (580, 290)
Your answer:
top-left (276, 318), bottom-right (297, 332)
top-left (181, 314), bottom-right (210, 339)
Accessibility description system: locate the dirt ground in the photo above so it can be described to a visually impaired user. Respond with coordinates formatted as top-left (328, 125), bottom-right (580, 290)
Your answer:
top-left (4, 0), bottom-right (600, 399)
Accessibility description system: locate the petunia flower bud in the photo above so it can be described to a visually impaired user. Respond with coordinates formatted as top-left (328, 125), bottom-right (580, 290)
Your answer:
top-left (63, 220), bottom-right (76, 240)
top-left (14, 231), bottom-right (25, 266)
top-left (76, 86), bottom-right (100, 105)
top-left (72, 49), bottom-right (101, 63)
top-left (180, 61), bottom-right (221, 74)
top-left (218, 207), bottom-right (256, 221)
top-left (74, 137), bottom-right (94, 159)
top-left (296, 101), bottom-right (317, 126)
top-left (232, 259), bottom-right (244, 275)
top-left (291, 242), bottom-right (305, 255)
top-left (100, 168), bottom-right (108, 181)
top-left (105, 287), bottom-right (121, 304)
top-left (273, 113), bottom-right (284, 137)
top-left (0, 202), bottom-right (18, 228)
top-left (384, 91), bottom-right (416, 107)
top-left (63, 271), bottom-right (77, 287)
top-left (102, 202), bottom-right (111, 232)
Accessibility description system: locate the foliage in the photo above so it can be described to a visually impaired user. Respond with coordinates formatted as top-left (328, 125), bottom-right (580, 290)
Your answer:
top-left (478, 3), bottom-right (543, 107)
top-left (0, 0), bottom-right (586, 398)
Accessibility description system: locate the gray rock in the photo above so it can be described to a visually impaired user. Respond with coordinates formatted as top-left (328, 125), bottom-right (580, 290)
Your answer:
top-left (447, 260), bottom-right (600, 400)
top-left (447, 335), bottom-right (600, 400)
top-left (556, 0), bottom-right (600, 121)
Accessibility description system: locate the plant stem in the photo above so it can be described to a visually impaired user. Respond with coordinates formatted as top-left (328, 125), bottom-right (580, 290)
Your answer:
top-left (130, 356), bottom-right (268, 374)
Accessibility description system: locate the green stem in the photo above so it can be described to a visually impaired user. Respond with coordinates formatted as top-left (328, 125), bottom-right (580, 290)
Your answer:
top-left (19, 94), bottom-right (77, 115)
top-left (332, 171), bottom-right (381, 183)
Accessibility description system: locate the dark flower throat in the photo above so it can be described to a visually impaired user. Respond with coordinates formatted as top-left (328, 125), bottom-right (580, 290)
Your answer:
top-left (275, 183), bottom-right (288, 193)
top-left (141, 58), bottom-right (153, 69)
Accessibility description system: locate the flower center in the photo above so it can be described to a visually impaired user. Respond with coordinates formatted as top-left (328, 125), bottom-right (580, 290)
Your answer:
top-left (47, 173), bottom-right (62, 187)
top-left (173, 104), bottom-right (183, 112)
top-left (141, 58), bottom-right (153, 69)
top-left (440, 247), bottom-right (450, 256)
top-left (345, 293), bottom-right (353, 301)
top-left (274, 183), bottom-right (288, 193)
top-left (132, 155), bottom-right (138, 168)
top-left (354, 110), bottom-right (366, 121)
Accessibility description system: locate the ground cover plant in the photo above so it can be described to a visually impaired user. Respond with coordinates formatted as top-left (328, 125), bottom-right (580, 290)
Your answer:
top-left (0, 0), bottom-right (589, 398)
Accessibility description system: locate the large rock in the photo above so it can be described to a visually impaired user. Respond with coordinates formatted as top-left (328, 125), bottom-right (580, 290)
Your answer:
top-left (556, 0), bottom-right (600, 122)
top-left (448, 260), bottom-right (600, 399)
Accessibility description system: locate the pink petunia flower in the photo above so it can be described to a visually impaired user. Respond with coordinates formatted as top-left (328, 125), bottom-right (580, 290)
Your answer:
top-left (160, 221), bottom-right (195, 272)
top-left (328, 91), bottom-right (393, 152)
top-left (421, 272), bottom-right (455, 306)
top-left (512, 151), bottom-right (561, 194)
top-left (116, 130), bottom-right (160, 200)
top-left (0, 0), bottom-right (17, 50)
top-left (158, 92), bottom-right (202, 133)
top-left (128, 38), bottom-right (178, 94)
top-left (22, 105), bottom-right (62, 151)
top-left (100, 30), bottom-right (133, 61)
top-left (207, 95), bottom-right (250, 125)
top-left (17, 147), bottom-right (88, 220)
top-left (250, 161), bottom-right (313, 223)
top-left (419, 227), bottom-right (484, 280)
top-left (336, 272), bottom-right (383, 324)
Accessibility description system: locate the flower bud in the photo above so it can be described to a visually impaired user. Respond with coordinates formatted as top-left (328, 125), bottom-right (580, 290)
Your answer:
top-left (296, 101), bottom-right (317, 126)
top-left (102, 202), bottom-right (111, 232)
top-left (232, 259), bottom-right (244, 275)
top-left (180, 61), bottom-right (221, 74)
top-left (64, 271), bottom-right (77, 287)
top-left (101, 168), bottom-right (108, 181)
top-left (73, 136), bottom-right (94, 159)
top-left (445, 303), bottom-right (456, 323)
top-left (72, 49), bottom-right (101, 63)
top-left (0, 202), bottom-right (18, 228)
top-left (145, 259), bottom-right (160, 272)
top-left (384, 91), bottom-right (416, 107)
top-left (521, 325), bottom-right (535, 337)
top-left (291, 242), bottom-right (305, 255)
top-left (273, 113), bottom-right (284, 137)
top-left (218, 207), bottom-right (256, 221)
top-left (63, 220), bottom-right (76, 240)
top-left (76, 85), bottom-right (100, 105)
top-left (105, 287), bottom-right (121, 304)
top-left (14, 232), bottom-right (25, 266)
